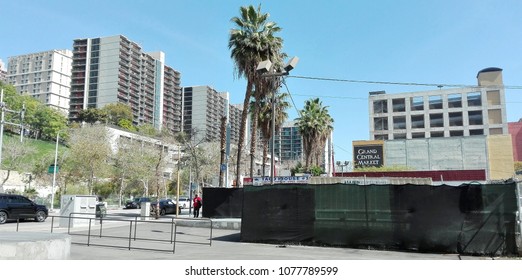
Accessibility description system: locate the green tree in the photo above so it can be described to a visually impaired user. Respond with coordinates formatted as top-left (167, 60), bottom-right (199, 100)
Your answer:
top-left (67, 125), bottom-right (111, 194)
top-left (252, 92), bottom-right (290, 176)
top-left (111, 140), bottom-right (145, 205)
top-left (0, 138), bottom-right (36, 192)
top-left (229, 4), bottom-right (284, 185)
top-left (32, 106), bottom-right (69, 140)
top-left (102, 103), bottom-right (133, 126)
top-left (78, 108), bottom-right (107, 124)
top-left (295, 98), bottom-right (334, 170)
top-left (118, 119), bottom-right (136, 131)
top-left (136, 123), bottom-right (158, 137)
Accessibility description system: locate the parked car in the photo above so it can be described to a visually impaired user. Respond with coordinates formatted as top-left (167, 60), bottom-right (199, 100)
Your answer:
top-left (176, 196), bottom-right (191, 209)
top-left (151, 198), bottom-right (181, 216)
top-left (0, 194), bottom-right (48, 224)
top-left (124, 197), bottom-right (151, 209)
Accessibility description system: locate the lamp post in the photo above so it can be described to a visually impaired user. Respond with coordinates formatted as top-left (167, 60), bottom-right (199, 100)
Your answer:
top-left (336, 160), bottom-right (350, 177)
top-left (50, 132), bottom-right (60, 212)
top-left (256, 57), bottom-right (299, 185)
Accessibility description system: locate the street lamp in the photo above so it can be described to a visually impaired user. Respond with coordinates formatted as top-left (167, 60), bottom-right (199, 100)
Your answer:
top-left (50, 131), bottom-right (62, 212)
top-left (336, 161), bottom-right (350, 177)
top-left (256, 56), bottom-right (299, 185)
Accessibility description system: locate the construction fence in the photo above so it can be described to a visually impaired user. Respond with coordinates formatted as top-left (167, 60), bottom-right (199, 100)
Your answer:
top-left (203, 181), bottom-right (522, 256)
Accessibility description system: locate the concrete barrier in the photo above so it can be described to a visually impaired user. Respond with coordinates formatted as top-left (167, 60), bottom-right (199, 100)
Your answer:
top-left (0, 232), bottom-right (71, 260)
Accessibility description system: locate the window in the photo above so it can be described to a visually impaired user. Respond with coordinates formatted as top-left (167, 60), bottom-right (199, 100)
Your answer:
top-left (393, 116), bottom-right (406, 129)
top-left (374, 117), bottom-right (388, 130)
top-left (429, 95), bottom-right (443, 109)
top-left (374, 134), bottom-right (388, 140)
top-left (488, 109), bottom-right (502, 124)
top-left (393, 133), bottom-right (406, 139)
top-left (411, 115), bottom-right (424, 129)
top-left (450, 130), bottom-right (463, 136)
top-left (410, 96), bottom-right (423, 111)
top-left (430, 131), bottom-right (444, 138)
top-left (467, 92), bottom-right (481, 107)
top-left (429, 113), bottom-right (444, 127)
top-left (468, 111), bottom-right (483, 125)
top-left (392, 98), bottom-right (405, 112)
top-left (489, 128), bottom-right (503, 135)
top-left (373, 100), bottom-right (387, 114)
top-left (412, 132), bottom-right (425, 138)
top-left (448, 94), bottom-right (462, 108)
top-left (469, 129), bottom-right (483, 135)
top-left (449, 112), bottom-right (463, 126)
top-left (486, 90), bottom-right (500, 106)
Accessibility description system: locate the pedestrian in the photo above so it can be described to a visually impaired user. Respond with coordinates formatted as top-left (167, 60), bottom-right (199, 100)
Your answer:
top-left (193, 193), bottom-right (202, 218)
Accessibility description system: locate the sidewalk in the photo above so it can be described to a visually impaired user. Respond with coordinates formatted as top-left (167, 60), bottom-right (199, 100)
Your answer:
top-left (0, 208), bottom-right (498, 260)
top-left (64, 208), bottom-right (490, 260)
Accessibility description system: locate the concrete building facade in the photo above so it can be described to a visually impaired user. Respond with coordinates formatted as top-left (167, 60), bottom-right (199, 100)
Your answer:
top-left (356, 68), bottom-right (515, 183)
top-left (69, 35), bottom-right (182, 132)
top-left (0, 59), bottom-right (7, 83)
top-left (182, 85), bottom-right (225, 143)
top-left (508, 120), bottom-right (522, 162)
top-left (7, 50), bottom-right (72, 113)
top-left (275, 120), bottom-right (303, 163)
top-left (369, 68), bottom-right (507, 140)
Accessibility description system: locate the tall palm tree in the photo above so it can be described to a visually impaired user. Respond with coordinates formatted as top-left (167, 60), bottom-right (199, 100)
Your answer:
top-left (229, 4), bottom-right (283, 186)
top-left (251, 91), bottom-right (290, 176)
top-left (295, 98), bottom-right (334, 170)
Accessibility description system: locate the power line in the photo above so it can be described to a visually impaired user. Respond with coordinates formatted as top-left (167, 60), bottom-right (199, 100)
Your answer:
top-left (287, 75), bottom-right (522, 90)
top-left (281, 78), bottom-right (302, 118)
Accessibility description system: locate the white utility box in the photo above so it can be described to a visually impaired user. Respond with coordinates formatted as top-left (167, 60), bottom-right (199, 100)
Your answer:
top-left (141, 202), bottom-right (150, 220)
top-left (59, 195), bottom-right (97, 228)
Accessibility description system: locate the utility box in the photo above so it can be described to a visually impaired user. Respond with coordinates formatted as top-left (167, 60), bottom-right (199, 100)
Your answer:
top-left (59, 195), bottom-right (97, 228)
top-left (141, 202), bottom-right (150, 220)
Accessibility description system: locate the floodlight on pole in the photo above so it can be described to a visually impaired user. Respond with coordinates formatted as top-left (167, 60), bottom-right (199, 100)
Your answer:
top-left (256, 56), bottom-right (299, 185)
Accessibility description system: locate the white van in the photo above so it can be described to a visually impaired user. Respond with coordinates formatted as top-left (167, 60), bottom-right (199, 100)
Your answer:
top-left (175, 196), bottom-right (191, 209)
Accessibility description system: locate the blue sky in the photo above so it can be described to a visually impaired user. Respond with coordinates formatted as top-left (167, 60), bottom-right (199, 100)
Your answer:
top-left (1, 0), bottom-right (521, 161)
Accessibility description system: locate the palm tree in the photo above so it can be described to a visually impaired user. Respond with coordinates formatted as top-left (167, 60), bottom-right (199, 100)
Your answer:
top-left (251, 92), bottom-right (290, 177)
top-left (295, 98), bottom-right (334, 170)
top-left (229, 4), bottom-right (283, 186)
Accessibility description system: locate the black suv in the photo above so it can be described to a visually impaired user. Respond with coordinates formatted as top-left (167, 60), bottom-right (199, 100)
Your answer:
top-left (124, 197), bottom-right (151, 209)
top-left (0, 194), bottom-right (49, 224)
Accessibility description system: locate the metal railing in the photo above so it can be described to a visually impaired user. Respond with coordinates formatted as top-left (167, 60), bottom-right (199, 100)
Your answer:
top-left (13, 213), bottom-right (213, 254)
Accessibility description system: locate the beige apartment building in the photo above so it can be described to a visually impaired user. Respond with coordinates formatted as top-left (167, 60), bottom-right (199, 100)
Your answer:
top-left (7, 50), bottom-right (72, 114)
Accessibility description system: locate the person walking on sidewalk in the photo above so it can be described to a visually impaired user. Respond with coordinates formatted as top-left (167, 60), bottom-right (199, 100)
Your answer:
top-left (193, 194), bottom-right (202, 218)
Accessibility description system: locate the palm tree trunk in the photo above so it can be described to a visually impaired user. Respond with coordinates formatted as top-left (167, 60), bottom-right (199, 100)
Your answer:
top-left (219, 116), bottom-right (227, 187)
top-left (262, 138), bottom-right (269, 177)
top-left (235, 80), bottom-right (253, 187)
top-left (249, 104), bottom-right (259, 179)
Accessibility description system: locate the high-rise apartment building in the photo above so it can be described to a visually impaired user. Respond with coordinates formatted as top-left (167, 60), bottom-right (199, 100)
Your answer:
top-left (69, 35), bottom-right (182, 132)
top-left (368, 68), bottom-right (507, 140)
top-left (7, 50), bottom-right (72, 113)
top-left (182, 86), bottom-right (243, 144)
top-left (0, 59), bottom-right (7, 83)
top-left (274, 120), bottom-right (303, 162)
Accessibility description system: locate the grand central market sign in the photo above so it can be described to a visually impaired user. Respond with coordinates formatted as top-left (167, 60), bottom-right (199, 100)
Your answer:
top-left (353, 144), bottom-right (384, 168)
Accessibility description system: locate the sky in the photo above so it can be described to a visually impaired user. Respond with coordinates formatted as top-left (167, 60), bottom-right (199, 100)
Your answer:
top-left (1, 0), bottom-right (521, 162)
